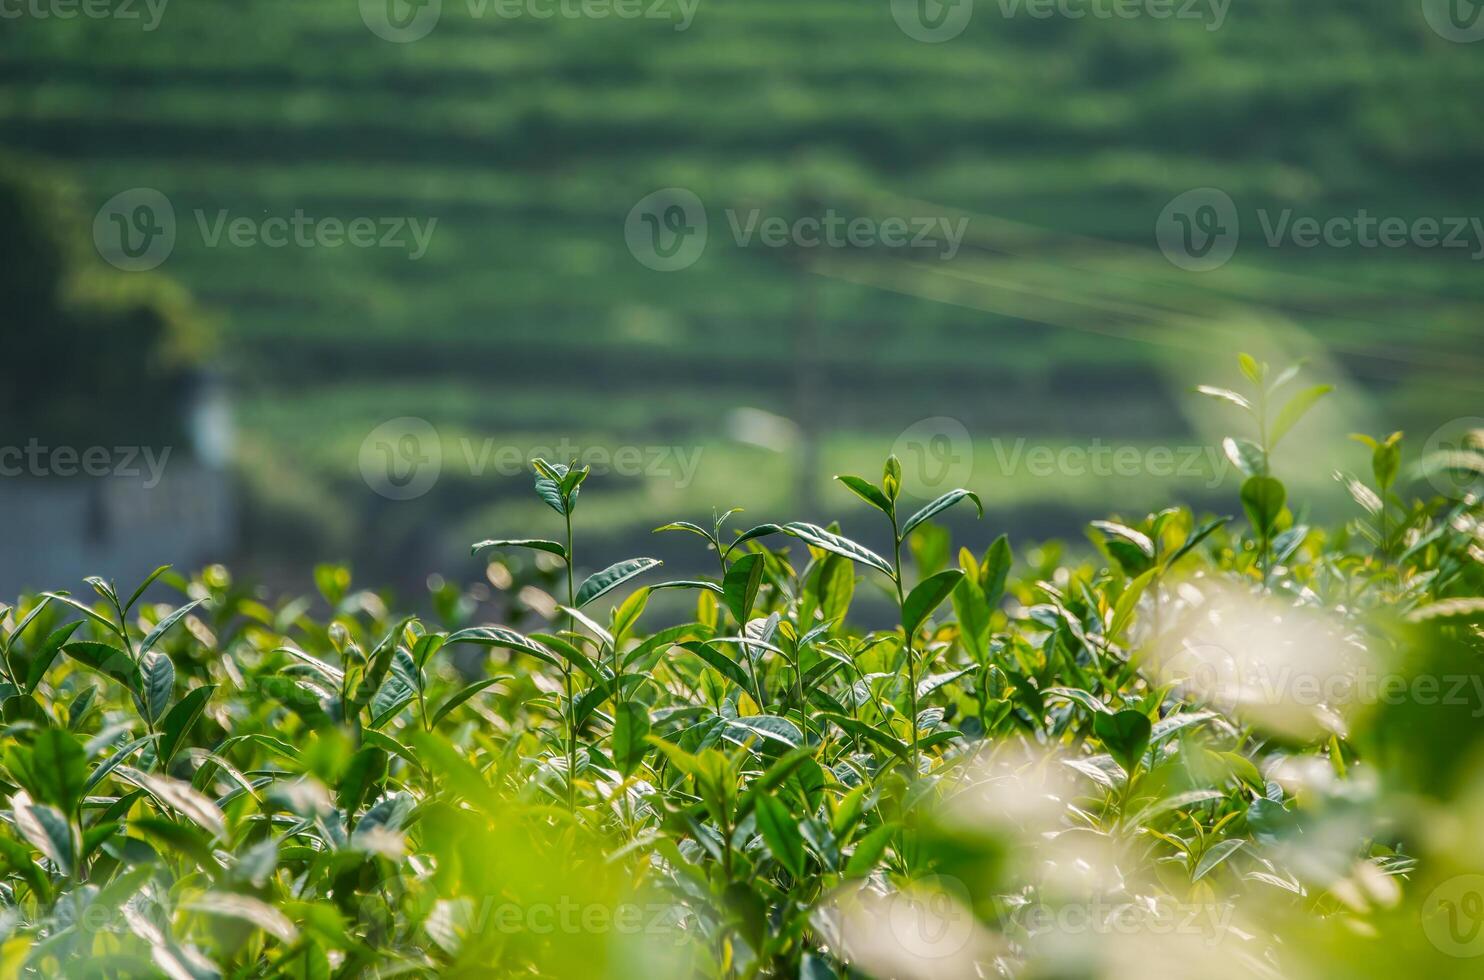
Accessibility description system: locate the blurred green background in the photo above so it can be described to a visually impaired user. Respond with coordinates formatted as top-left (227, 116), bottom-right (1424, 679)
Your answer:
top-left (2, 0), bottom-right (1481, 597)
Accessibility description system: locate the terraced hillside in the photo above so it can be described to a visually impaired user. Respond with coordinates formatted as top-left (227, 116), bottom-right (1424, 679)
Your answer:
top-left (4, 0), bottom-right (1482, 588)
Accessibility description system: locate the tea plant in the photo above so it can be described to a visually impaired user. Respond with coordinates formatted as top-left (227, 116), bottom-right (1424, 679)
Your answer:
top-left (1, 357), bottom-right (1482, 978)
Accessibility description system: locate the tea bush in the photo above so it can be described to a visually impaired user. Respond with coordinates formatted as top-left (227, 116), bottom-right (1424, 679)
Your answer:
top-left (1, 358), bottom-right (1482, 978)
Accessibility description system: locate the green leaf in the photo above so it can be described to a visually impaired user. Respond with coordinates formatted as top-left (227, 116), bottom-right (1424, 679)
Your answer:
top-left (430, 677), bottom-right (508, 728)
top-left (1222, 437), bottom-right (1266, 478)
top-left (138, 650), bottom-right (174, 724)
top-left (1238, 352), bottom-right (1265, 385)
top-left (726, 523), bottom-right (785, 555)
top-left (122, 565), bottom-right (173, 616)
top-left (12, 799), bottom-right (75, 874)
top-left (61, 641), bottom-right (141, 691)
top-left (902, 569), bottom-right (965, 636)
top-left (653, 520), bottom-right (712, 540)
top-left (23, 621), bottom-right (82, 694)
top-left (754, 792), bottom-right (805, 878)
top-left (952, 571), bottom-right (989, 661)
top-left (575, 558), bottom-right (662, 607)
top-left (445, 626), bottom-right (560, 669)
top-left (1268, 384), bottom-right (1332, 447)
top-left (471, 538), bottom-right (567, 560)
top-left (528, 632), bottom-right (608, 685)
top-left (612, 701), bottom-right (651, 776)
top-left (30, 729), bottom-right (87, 814)
top-left (1192, 839), bottom-right (1245, 882)
top-left (1195, 385), bottom-right (1252, 412)
top-left (1043, 687), bottom-right (1113, 716)
top-left (835, 475), bottom-right (893, 516)
top-left (682, 644), bottom-right (753, 697)
top-left (83, 734), bottom-right (159, 794)
top-left (981, 534), bottom-right (1012, 607)
top-left (649, 579), bottom-right (725, 596)
top-left (611, 586), bottom-right (649, 642)
top-left (1094, 709), bottom-right (1152, 778)
top-left (138, 598), bottom-right (205, 657)
top-left (1091, 520), bottom-right (1155, 575)
top-left (532, 458), bottom-right (581, 514)
top-left (1240, 475), bottom-right (1286, 536)
top-left (882, 455), bottom-right (902, 501)
top-left (42, 592), bottom-right (125, 641)
top-left (843, 824), bottom-right (896, 877)
top-left (3, 595), bottom-right (57, 657)
top-left (726, 714), bottom-right (803, 749)
top-left (187, 892), bottom-right (299, 943)
top-left (156, 684), bottom-right (214, 768)
top-left (1110, 568), bottom-right (1158, 639)
top-left (129, 815), bottom-right (216, 868)
top-left (821, 712), bottom-right (909, 760)
top-left (902, 489), bottom-right (983, 538)
top-left (782, 523), bottom-right (893, 578)
top-left (114, 766), bottom-right (227, 838)
top-left (1165, 516), bottom-right (1230, 567)
top-left (722, 553), bottom-right (765, 626)
top-left (337, 747), bottom-right (388, 817)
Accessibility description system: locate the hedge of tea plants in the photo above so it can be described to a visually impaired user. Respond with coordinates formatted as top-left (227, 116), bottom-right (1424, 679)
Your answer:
top-left (2, 359), bottom-right (1483, 979)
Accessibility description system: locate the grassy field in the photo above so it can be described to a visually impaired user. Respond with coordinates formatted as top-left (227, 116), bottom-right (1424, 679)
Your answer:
top-left (4, 0), bottom-right (1482, 588)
